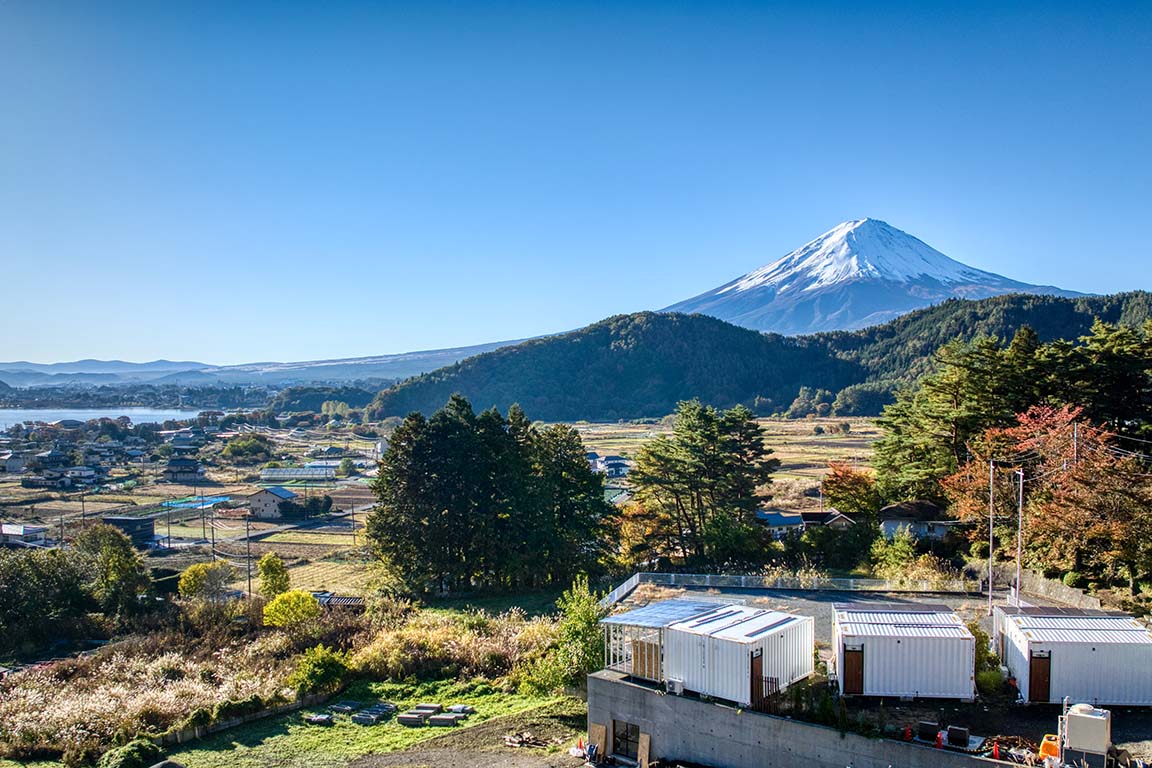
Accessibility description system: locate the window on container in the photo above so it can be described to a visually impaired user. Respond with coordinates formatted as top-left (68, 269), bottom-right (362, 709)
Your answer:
top-left (613, 720), bottom-right (640, 759)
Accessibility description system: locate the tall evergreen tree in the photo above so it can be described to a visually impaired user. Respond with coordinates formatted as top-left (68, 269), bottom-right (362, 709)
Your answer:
top-left (366, 396), bottom-right (611, 594)
top-left (629, 400), bottom-right (779, 566)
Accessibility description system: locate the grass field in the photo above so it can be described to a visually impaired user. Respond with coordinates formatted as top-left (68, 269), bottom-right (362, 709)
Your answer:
top-left (261, 532), bottom-right (361, 547)
top-left (226, 558), bottom-right (375, 594)
top-left (165, 680), bottom-right (562, 768)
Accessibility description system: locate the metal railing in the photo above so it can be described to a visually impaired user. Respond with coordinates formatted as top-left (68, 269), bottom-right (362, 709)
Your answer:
top-left (601, 571), bottom-right (979, 607)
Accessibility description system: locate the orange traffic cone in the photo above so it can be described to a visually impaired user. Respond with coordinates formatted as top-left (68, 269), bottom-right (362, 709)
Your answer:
top-left (935, 732), bottom-right (943, 749)
top-left (992, 742), bottom-right (1000, 760)
top-left (578, 737), bottom-right (584, 751)
top-left (904, 725), bottom-right (912, 741)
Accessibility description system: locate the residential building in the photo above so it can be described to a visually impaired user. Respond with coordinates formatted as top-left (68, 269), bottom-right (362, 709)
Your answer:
top-left (0, 452), bottom-right (28, 473)
top-left (1, 523), bottom-right (49, 547)
top-left (66, 466), bottom-right (98, 484)
top-left (755, 509), bottom-right (805, 539)
top-left (162, 457), bottom-right (204, 483)
top-left (248, 486), bottom-right (299, 519)
top-left (101, 516), bottom-right (156, 549)
top-left (799, 508), bottom-right (855, 530)
top-left (878, 500), bottom-right (958, 540)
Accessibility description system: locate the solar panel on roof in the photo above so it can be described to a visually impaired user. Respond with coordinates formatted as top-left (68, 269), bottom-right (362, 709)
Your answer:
top-left (601, 600), bottom-right (720, 628)
top-left (744, 616), bottom-right (795, 638)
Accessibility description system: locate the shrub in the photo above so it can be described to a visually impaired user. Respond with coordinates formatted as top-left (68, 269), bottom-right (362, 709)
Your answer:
top-left (288, 644), bottom-right (348, 695)
top-left (1063, 571), bottom-right (1086, 588)
top-left (263, 590), bottom-right (322, 639)
top-left (976, 668), bottom-right (1004, 695)
top-left (212, 694), bottom-right (265, 722)
top-left (96, 739), bottom-right (162, 768)
top-left (519, 576), bottom-right (607, 694)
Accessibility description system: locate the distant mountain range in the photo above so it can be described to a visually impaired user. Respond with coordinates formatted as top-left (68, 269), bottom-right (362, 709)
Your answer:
top-left (0, 340), bottom-right (520, 388)
top-left (664, 218), bottom-right (1082, 334)
top-left (2, 219), bottom-right (1108, 400)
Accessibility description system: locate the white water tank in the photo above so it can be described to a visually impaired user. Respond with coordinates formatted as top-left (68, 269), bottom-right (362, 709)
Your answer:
top-left (1065, 704), bottom-right (1111, 754)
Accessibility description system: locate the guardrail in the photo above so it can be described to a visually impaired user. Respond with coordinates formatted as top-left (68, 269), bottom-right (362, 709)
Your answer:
top-left (601, 572), bottom-right (980, 607)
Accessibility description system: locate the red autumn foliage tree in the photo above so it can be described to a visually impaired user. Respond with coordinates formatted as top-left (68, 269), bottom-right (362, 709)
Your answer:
top-left (944, 405), bottom-right (1152, 594)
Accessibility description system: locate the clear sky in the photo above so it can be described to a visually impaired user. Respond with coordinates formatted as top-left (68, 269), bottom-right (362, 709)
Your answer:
top-left (2, 1), bottom-right (1149, 365)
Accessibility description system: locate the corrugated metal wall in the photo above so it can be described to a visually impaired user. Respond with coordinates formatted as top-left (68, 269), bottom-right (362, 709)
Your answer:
top-left (859, 635), bottom-right (975, 699)
top-left (1003, 621), bottom-right (1152, 705)
top-left (663, 617), bottom-right (814, 706)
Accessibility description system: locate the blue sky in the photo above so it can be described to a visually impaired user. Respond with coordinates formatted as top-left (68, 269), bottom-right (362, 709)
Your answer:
top-left (2, 1), bottom-right (1149, 365)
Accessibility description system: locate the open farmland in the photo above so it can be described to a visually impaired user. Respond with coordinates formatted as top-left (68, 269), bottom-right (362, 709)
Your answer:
top-left (573, 417), bottom-right (878, 476)
top-left (260, 531), bottom-right (361, 547)
top-left (228, 557), bottom-right (375, 594)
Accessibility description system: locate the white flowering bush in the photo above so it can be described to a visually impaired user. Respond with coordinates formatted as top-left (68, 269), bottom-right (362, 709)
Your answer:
top-left (0, 634), bottom-right (294, 764)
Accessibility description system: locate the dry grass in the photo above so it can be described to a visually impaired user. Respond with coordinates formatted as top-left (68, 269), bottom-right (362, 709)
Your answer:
top-left (351, 610), bottom-right (557, 681)
top-left (0, 633), bottom-right (295, 763)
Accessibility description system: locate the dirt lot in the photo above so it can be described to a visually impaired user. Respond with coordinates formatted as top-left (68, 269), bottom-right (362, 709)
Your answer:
top-left (351, 700), bottom-right (586, 768)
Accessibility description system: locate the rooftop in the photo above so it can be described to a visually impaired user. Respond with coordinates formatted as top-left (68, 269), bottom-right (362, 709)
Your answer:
top-left (668, 605), bottom-right (807, 643)
top-left (601, 599), bottom-right (724, 629)
top-left (1000, 606), bottom-right (1152, 645)
top-left (834, 603), bottom-right (971, 639)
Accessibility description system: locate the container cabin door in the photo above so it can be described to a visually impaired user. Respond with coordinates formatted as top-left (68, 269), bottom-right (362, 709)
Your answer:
top-left (843, 645), bottom-right (864, 695)
top-left (751, 648), bottom-right (763, 706)
top-left (1029, 651), bottom-right (1051, 703)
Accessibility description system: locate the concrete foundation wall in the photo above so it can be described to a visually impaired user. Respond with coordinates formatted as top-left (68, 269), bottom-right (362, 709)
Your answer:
top-left (588, 671), bottom-right (1003, 768)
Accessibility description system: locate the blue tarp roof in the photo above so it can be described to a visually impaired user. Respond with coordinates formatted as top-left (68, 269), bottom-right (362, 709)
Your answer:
top-left (601, 599), bottom-right (720, 628)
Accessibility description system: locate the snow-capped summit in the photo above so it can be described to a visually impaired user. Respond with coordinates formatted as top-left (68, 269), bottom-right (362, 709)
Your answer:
top-left (663, 219), bottom-right (1081, 335)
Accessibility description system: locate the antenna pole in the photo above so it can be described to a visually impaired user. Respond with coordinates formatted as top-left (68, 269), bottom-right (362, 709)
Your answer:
top-left (1015, 468), bottom-right (1024, 606)
top-left (988, 459), bottom-right (995, 615)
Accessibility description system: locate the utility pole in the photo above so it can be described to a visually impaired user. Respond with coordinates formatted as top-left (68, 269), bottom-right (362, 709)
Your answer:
top-left (1015, 468), bottom-right (1024, 607)
top-left (988, 459), bottom-right (995, 615)
top-left (166, 505), bottom-right (172, 549)
top-left (210, 509), bottom-right (216, 562)
top-left (245, 515), bottom-right (252, 597)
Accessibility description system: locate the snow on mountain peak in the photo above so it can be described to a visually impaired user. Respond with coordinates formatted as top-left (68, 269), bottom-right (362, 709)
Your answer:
top-left (721, 218), bottom-right (989, 295)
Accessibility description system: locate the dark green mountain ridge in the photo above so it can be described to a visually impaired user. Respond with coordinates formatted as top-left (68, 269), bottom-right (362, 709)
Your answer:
top-left (368, 291), bottom-right (1152, 422)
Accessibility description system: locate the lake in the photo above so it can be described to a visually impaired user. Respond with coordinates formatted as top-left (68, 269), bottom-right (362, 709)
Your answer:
top-left (0, 407), bottom-right (202, 430)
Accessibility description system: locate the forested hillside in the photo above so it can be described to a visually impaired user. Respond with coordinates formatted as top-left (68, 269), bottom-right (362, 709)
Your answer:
top-left (368, 292), bottom-right (1152, 421)
top-left (369, 313), bottom-right (860, 421)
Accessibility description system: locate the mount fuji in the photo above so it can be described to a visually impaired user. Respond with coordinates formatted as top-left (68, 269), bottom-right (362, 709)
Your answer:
top-left (663, 218), bottom-right (1082, 335)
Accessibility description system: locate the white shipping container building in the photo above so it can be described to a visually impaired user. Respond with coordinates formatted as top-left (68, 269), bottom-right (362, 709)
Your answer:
top-left (994, 606), bottom-right (1152, 705)
top-left (833, 603), bottom-right (975, 700)
top-left (663, 605), bottom-right (814, 707)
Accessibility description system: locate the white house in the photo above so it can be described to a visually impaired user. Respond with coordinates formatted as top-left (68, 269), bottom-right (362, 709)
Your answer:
top-left (0, 452), bottom-right (28, 474)
top-left (248, 486), bottom-right (299, 519)
top-left (1, 523), bottom-right (49, 546)
top-left (755, 509), bottom-right (805, 539)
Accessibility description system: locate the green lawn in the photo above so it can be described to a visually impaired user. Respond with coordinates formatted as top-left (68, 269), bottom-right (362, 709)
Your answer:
top-left (165, 679), bottom-right (561, 768)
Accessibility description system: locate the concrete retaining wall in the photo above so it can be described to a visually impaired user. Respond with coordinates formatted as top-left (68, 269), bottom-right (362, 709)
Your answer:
top-left (587, 671), bottom-right (1006, 768)
top-left (153, 693), bottom-right (329, 747)
top-left (993, 566), bottom-right (1102, 609)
